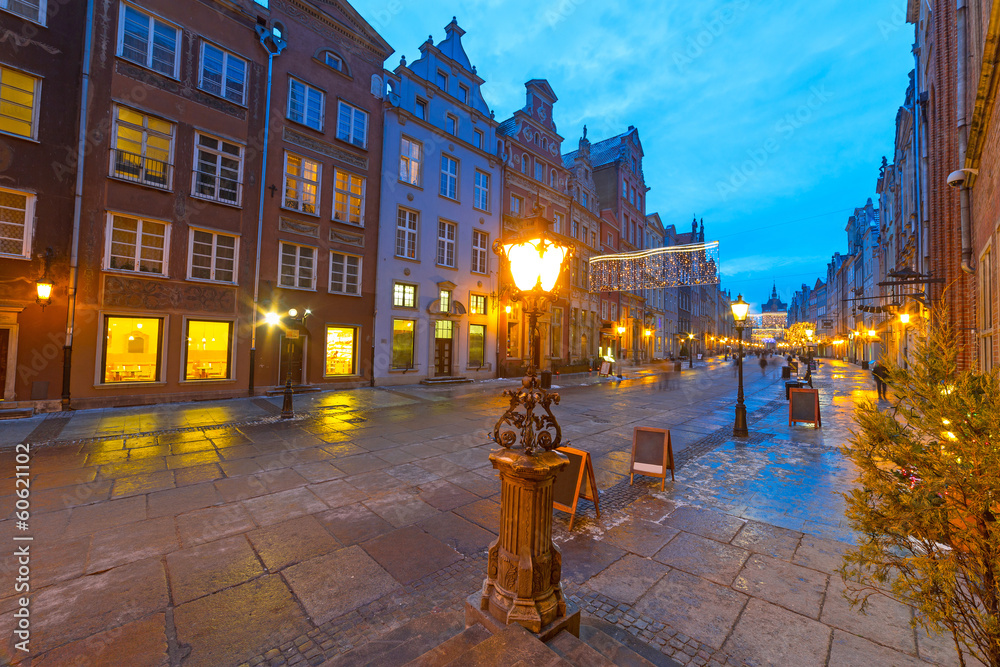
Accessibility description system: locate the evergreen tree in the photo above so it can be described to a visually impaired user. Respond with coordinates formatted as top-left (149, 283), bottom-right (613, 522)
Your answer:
top-left (840, 315), bottom-right (1000, 666)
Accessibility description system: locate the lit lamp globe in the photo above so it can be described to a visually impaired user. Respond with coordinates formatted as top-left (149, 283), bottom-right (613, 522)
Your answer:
top-left (617, 326), bottom-right (626, 335)
top-left (899, 313), bottom-right (910, 325)
top-left (35, 281), bottom-right (53, 308)
top-left (730, 294), bottom-right (749, 324)
top-left (501, 237), bottom-right (569, 294)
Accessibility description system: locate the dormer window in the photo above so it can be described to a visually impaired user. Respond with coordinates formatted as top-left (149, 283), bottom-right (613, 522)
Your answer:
top-left (324, 52), bottom-right (343, 72)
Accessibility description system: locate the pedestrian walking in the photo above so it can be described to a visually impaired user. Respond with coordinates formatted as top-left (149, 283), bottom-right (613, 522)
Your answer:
top-left (758, 355), bottom-right (767, 376)
top-left (871, 362), bottom-right (889, 400)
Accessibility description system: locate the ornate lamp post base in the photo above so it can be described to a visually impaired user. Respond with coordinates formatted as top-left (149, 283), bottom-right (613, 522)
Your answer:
top-left (466, 447), bottom-right (580, 639)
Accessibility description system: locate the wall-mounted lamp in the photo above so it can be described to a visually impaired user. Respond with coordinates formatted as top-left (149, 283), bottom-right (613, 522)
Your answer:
top-left (35, 247), bottom-right (53, 310)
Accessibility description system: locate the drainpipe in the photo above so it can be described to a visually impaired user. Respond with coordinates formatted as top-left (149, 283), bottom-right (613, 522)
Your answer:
top-left (911, 45), bottom-right (924, 275)
top-left (248, 24), bottom-right (286, 397)
top-left (61, 0), bottom-right (96, 411)
top-left (957, 0), bottom-right (976, 275)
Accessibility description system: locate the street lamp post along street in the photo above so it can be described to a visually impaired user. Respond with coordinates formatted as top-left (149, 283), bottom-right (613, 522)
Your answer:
top-left (688, 332), bottom-right (695, 368)
top-left (468, 215), bottom-right (580, 638)
top-left (731, 294), bottom-right (750, 438)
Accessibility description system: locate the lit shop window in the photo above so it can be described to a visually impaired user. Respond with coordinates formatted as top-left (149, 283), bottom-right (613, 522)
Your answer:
top-left (102, 316), bottom-right (163, 383)
top-left (469, 324), bottom-right (485, 367)
top-left (325, 326), bottom-right (356, 376)
top-left (184, 320), bottom-right (232, 380)
top-left (392, 319), bottom-right (415, 369)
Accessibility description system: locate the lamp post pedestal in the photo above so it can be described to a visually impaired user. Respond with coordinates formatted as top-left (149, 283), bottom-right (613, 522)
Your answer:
top-left (467, 447), bottom-right (580, 639)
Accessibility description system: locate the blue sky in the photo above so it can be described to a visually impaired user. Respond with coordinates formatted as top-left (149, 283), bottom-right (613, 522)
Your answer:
top-left (355, 0), bottom-right (915, 312)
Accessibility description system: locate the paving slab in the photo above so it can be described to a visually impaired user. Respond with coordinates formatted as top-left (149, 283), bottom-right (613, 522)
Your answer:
top-left (661, 506), bottom-right (746, 543)
top-left (173, 574), bottom-right (310, 667)
top-left (829, 629), bottom-right (927, 667)
top-left (361, 526), bottom-right (463, 585)
top-left (1, 557), bottom-right (168, 655)
top-left (176, 502), bottom-right (256, 547)
top-left (602, 518), bottom-right (681, 558)
top-left (418, 511), bottom-right (495, 556)
top-left (248, 514), bottom-right (340, 570)
top-left (653, 531), bottom-right (749, 586)
top-left (634, 568), bottom-right (748, 650)
top-left (240, 486), bottom-right (327, 526)
top-left (307, 478), bottom-right (368, 508)
top-left (792, 534), bottom-right (851, 574)
top-left (281, 546), bottom-right (400, 624)
top-left (733, 553), bottom-right (829, 619)
top-left (315, 502), bottom-right (395, 545)
top-left (584, 553), bottom-right (670, 605)
top-left (416, 478), bottom-right (480, 511)
top-left (821, 575), bottom-right (916, 654)
top-left (146, 482), bottom-right (222, 519)
top-left (32, 612), bottom-right (169, 667)
top-left (166, 534), bottom-right (264, 604)
top-left (86, 516), bottom-right (178, 573)
top-left (730, 520), bottom-right (802, 559)
top-left (555, 533), bottom-right (627, 585)
top-left (722, 594), bottom-right (832, 666)
top-left (452, 497), bottom-right (500, 532)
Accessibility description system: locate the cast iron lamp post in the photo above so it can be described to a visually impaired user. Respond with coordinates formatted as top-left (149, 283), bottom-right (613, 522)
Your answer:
top-left (265, 308), bottom-right (309, 419)
top-left (469, 218), bottom-right (579, 638)
top-left (731, 294), bottom-right (750, 437)
top-left (688, 332), bottom-right (695, 368)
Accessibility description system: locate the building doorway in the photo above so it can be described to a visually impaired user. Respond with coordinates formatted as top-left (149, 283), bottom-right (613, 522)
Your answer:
top-left (279, 334), bottom-right (306, 385)
top-left (434, 320), bottom-right (453, 377)
top-left (0, 328), bottom-right (9, 400)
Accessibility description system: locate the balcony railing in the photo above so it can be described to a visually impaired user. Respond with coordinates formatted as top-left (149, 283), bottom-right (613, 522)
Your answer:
top-left (192, 170), bottom-right (243, 206)
top-left (112, 148), bottom-right (172, 190)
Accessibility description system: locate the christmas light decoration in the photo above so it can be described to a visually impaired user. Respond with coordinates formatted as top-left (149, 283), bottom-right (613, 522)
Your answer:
top-left (588, 241), bottom-right (720, 292)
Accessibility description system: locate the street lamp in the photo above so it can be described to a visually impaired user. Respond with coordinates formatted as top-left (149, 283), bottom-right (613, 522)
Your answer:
top-left (687, 332), bottom-right (695, 368)
top-left (35, 247), bottom-right (54, 310)
top-left (265, 307), bottom-right (308, 419)
top-left (731, 294), bottom-right (750, 437)
top-left (473, 219), bottom-right (577, 636)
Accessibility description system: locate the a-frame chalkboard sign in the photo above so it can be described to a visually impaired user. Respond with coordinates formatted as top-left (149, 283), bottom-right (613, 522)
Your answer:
top-left (552, 446), bottom-right (600, 530)
top-left (629, 426), bottom-right (674, 491)
top-left (789, 387), bottom-right (821, 428)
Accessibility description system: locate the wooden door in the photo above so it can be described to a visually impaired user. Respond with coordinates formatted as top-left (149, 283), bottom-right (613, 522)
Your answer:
top-left (434, 321), bottom-right (453, 377)
top-left (280, 335), bottom-right (304, 385)
top-left (0, 329), bottom-right (8, 400)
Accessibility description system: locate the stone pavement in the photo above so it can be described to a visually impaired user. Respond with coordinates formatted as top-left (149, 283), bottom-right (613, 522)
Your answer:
top-left (0, 358), bottom-right (968, 666)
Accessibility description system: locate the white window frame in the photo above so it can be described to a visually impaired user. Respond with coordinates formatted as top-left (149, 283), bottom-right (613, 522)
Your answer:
top-left (511, 194), bottom-right (522, 216)
top-left (469, 293), bottom-right (487, 315)
top-left (337, 101), bottom-right (368, 148)
top-left (472, 230), bottom-right (488, 275)
top-left (0, 0), bottom-right (47, 24)
top-left (473, 129), bottom-right (484, 150)
top-left (399, 136), bottom-right (422, 186)
top-left (117, 3), bottom-right (180, 78)
top-left (0, 187), bottom-right (34, 259)
top-left (446, 114), bottom-right (457, 135)
top-left (111, 105), bottom-right (175, 190)
top-left (191, 132), bottom-right (244, 206)
top-left (332, 169), bottom-right (365, 226)
top-left (105, 213), bottom-right (170, 276)
top-left (395, 207), bottom-right (418, 260)
top-left (459, 84), bottom-right (469, 104)
top-left (282, 152), bottom-right (321, 216)
top-left (473, 170), bottom-right (490, 212)
top-left (535, 161), bottom-right (544, 181)
top-left (440, 155), bottom-right (458, 200)
top-left (437, 220), bottom-right (456, 268)
top-left (199, 41), bottom-right (248, 105)
top-left (278, 242), bottom-right (317, 290)
top-left (287, 77), bottom-right (325, 131)
top-left (553, 212), bottom-right (563, 235)
top-left (392, 282), bottom-right (416, 308)
top-left (415, 99), bottom-right (427, 120)
top-left (329, 251), bottom-right (362, 296)
top-left (324, 51), bottom-right (343, 72)
top-left (187, 228), bottom-right (238, 283)
top-left (0, 64), bottom-right (41, 140)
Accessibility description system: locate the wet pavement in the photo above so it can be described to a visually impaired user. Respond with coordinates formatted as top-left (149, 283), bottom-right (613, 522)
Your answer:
top-left (0, 358), bottom-right (965, 666)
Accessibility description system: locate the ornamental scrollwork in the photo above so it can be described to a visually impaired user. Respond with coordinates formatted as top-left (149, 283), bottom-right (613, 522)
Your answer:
top-left (492, 374), bottom-right (562, 455)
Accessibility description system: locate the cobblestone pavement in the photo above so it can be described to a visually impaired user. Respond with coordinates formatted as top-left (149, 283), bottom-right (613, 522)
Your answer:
top-left (0, 359), bottom-right (967, 666)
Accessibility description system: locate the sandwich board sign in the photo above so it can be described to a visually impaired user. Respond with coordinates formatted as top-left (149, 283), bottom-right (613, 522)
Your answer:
top-left (552, 446), bottom-right (600, 530)
top-left (789, 387), bottom-right (821, 428)
top-left (629, 427), bottom-right (674, 491)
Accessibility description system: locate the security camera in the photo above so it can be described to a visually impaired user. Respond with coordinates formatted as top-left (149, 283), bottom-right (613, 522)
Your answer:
top-left (947, 168), bottom-right (978, 187)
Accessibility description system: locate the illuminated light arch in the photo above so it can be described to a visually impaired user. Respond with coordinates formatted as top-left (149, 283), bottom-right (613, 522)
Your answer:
top-left (588, 241), bottom-right (720, 292)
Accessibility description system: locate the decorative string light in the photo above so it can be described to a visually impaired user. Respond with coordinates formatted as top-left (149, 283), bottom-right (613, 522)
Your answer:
top-left (588, 241), bottom-right (720, 292)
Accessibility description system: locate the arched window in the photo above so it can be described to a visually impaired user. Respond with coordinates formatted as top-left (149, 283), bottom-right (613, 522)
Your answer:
top-left (542, 137), bottom-right (548, 149)
top-left (549, 170), bottom-right (556, 187)
top-left (324, 51), bottom-right (344, 72)
top-left (521, 155), bottom-right (528, 175)
top-left (534, 132), bottom-right (539, 144)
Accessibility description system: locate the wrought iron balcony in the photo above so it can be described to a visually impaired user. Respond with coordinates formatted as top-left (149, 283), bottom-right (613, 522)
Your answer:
top-left (112, 149), bottom-right (172, 190)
